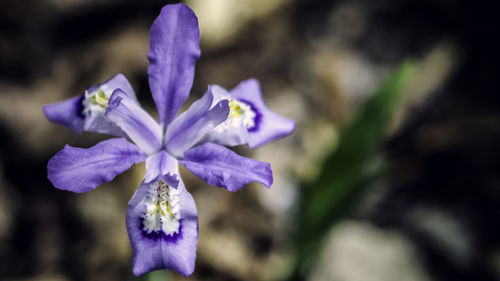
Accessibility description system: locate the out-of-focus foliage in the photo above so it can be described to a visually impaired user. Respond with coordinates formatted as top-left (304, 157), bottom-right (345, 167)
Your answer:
top-left (291, 62), bottom-right (413, 280)
top-left (143, 270), bottom-right (173, 281)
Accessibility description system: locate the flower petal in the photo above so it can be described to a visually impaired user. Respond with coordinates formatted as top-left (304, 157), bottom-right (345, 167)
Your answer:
top-left (204, 85), bottom-right (249, 146)
top-left (148, 3), bottom-right (201, 128)
top-left (127, 178), bottom-right (198, 277)
top-left (165, 88), bottom-right (229, 158)
top-left (43, 73), bottom-right (136, 136)
top-left (82, 113), bottom-right (126, 137)
top-left (180, 143), bottom-right (273, 192)
top-left (43, 95), bottom-right (85, 134)
top-left (100, 73), bottom-right (137, 102)
top-left (47, 138), bottom-right (145, 193)
top-left (82, 73), bottom-right (137, 136)
top-left (105, 90), bottom-right (163, 155)
top-left (144, 150), bottom-right (179, 184)
top-left (229, 79), bottom-right (296, 148)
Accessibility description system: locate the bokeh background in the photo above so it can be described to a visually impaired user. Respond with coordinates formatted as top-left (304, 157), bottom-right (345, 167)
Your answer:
top-left (1, 0), bottom-right (500, 280)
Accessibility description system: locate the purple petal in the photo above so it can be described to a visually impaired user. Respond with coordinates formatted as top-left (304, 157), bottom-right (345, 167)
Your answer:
top-left (47, 138), bottom-right (145, 193)
top-left (209, 84), bottom-right (232, 105)
top-left (105, 90), bottom-right (163, 155)
top-left (43, 95), bottom-right (85, 134)
top-left (148, 4), bottom-right (201, 128)
top-left (43, 73), bottom-right (137, 136)
top-left (81, 73), bottom-right (137, 136)
top-left (165, 88), bottom-right (229, 158)
top-left (180, 143), bottom-right (273, 192)
top-left (82, 112), bottom-right (126, 137)
top-left (101, 73), bottom-right (137, 101)
top-left (127, 178), bottom-right (198, 277)
top-left (229, 79), bottom-right (296, 148)
top-left (144, 150), bottom-right (179, 184)
top-left (204, 85), bottom-right (249, 146)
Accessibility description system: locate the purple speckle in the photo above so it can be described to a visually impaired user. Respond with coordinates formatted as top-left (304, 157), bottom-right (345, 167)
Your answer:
top-left (76, 95), bottom-right (85, 118)
top-left (239, 99), bottom-right (262, 132)
top-left (140, 219), bottom-right (183, 244)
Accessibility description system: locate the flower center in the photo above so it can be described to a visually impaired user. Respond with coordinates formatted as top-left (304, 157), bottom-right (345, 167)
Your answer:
top-left (82, 87), bottom-right (111, 116)
top-left (227, 99), bottom-right (256, 129)
top-left (142, 180), bottom-right (181, 236)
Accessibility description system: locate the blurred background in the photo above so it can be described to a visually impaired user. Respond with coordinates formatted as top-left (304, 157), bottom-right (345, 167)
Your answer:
top-left (1, 0), bottom-right (500, 280)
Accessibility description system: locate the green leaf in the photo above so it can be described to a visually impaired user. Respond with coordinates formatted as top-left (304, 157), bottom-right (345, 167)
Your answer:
top-left (290, 61), bottom-right (414, 280)
top-left (140, 270), bottom-right (173, 281)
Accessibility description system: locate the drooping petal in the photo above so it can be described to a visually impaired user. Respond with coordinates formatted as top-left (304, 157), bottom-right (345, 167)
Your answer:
top-left (43, 73), bottom-right (137, 136)
top-left (165, 88), bottom-right (229, 158)
top-left (43, 95), bottom-right (85, 133)
top-left (144, 150), bottom-right (179, 184)
top-left (180, 143), bottom-right (273, 192)
top-left (47, 138), bottom-right (145, 193)
top-left (148, 3), bottom-right (201, 128)
top-left (127, 178), bottom-right (198, 277)
top-left (105, 90), bottom-right (163, 155)
top-left (228, 79), bottom-right (296, 148)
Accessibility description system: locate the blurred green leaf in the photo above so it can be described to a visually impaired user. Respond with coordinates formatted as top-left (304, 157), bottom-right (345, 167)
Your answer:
top-left (141, 270), bottom-right (172, 281)
top-left (289, 61), bottom-right (414, 280)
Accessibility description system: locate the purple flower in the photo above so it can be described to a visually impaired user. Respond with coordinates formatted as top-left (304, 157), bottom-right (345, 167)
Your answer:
top-left (43, 3), bottom-right (294, 277)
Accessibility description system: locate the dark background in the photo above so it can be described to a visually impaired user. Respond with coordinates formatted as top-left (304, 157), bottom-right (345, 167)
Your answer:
top-left (1, 0), bottom-right (500, 280)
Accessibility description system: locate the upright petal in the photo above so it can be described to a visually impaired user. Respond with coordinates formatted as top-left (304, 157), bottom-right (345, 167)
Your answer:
top-left (43, 73), bottom-right (137, 136)
top-left (228, 79), bottom-right (296, 148)
top-left (165, 88), bottom-right (229, 158)
top-left (43, 95), bottom-right (85, 134)
top-left (148, 4), bottom-right (201, 128)
top-left (47, 138), bottom-right (145, 193)
top-left (127, 178), bottom-right (198, 277)
top-left (180, 143), bottom-right (273, 192)
top-left (144, 150), bottom-right (179, 184)
top-left (105, 90), bottom-right (163, 155)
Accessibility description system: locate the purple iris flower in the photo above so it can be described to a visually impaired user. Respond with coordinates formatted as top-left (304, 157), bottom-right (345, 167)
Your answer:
top-left (43, 3), bottom-right (294, 277)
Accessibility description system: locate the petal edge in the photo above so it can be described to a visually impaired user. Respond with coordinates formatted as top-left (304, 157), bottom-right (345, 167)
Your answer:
top-left (47, 138), bottom-right (145, 193)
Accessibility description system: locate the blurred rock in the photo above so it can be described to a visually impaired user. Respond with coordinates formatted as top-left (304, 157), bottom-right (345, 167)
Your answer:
top-left (310, 221), bottom-right (432, 281)
top-left (187, 0), bottom-right (290, 49)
